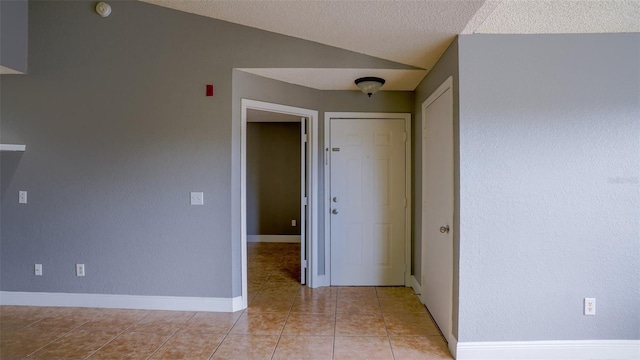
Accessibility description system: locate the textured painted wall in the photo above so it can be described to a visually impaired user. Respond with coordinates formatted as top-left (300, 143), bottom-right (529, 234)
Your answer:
top-left (412, 38), bottom-right (460, 338)
top-left (0, 0), bottom-right (413, 298)
top-left (0, 0), bottom-right (28, 73)
top-left (247, 122), bottom-right (301, 236)
top-left (457, 33), bottom-right (640, 341)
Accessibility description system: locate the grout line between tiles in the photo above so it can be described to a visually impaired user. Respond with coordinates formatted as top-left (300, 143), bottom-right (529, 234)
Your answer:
top-left (144, 311), bottom-right (197, 360)
top-left (207, 308), bottom-right (246, 360)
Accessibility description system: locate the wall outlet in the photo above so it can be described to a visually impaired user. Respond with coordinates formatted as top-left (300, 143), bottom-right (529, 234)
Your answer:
top-left (76, 264), bottom-right (85, 277)
top-left (35, 264), bottom-right (42, 276)
top-left (291, 219), bottom-right (296, 227)
top-left (190, 192), bottom-right (204, 205)
top-left (19, 191), bottom-right (27, 204)
top-left (584, 297), bottom-right (596, 315)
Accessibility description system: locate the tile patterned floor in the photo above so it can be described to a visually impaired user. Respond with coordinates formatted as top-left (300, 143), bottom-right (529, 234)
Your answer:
top-left (0, 243), bottom-right (452, 359)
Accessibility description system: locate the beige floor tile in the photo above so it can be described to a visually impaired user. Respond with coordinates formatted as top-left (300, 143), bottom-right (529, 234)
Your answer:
top-left (29, 329), bottom-right (119, 359)
top-left (333, 336), bottom-right (394, 360)
top-left (248, 294), bottom-right (295, 312)
top-left (89, 331), bottom-right (171, 359)
top-left (384, 312), bottom-right (441, 336)
top-left (27, 308), bottom-right (103, 330)
top-left (0, 326), bottom-right (69, 358)
top-left (272, 335), bottom-right (333, 360)
top-left (258, 282), bottom-right (301, 297)
top-left (379, 296), bottom-right (428, 313)
top-left (149, 332), bottom-right (224, 359)
top-left (180, 312), bottom-right (242, 334)
top-left (230, 311), bottom-right (288, 335)
top-left (291, 296), bottom-right (337, 314)
top-left (390, 335), bottom-right (453, 359)
top-left (267, 272), bottom-right (300, 283)
top-left (128, 310), bottom-right (194, 333)
top-left (79, 309), bottom-right (149, 331)
top-left (375, 287), bottom-right (418, 299)
top-left (0, 306), bottom-right (65, 329)
top-left (336, 297), bottom-right (381, 314)
top-left (282, 313), bottom-right (335, 335)
top-left (337, 286), bottom-right (378, 298)
top-left (210, 334), bottom-right (278, 360)
top-left (335, 313), bottom-right (387, 336)
top-left (297, 287), bottom-right (338, 299)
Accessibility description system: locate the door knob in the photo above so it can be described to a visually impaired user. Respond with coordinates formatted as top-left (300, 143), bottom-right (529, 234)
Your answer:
top-left (439, 225), bottom-right (450, 234)
top-left (333, 197), bottom-right (339, 203)
top-left (332, 209), bottom-right (339, 215)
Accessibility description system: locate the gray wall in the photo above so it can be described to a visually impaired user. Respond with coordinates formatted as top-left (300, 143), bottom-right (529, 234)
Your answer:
top-left (247, 122), bottom-right (301, 236)
top-left (457, 33), bottom-right (640, 341)
top-left (412, 37), bottom-right (460, 337)
top-left (1, 0), bottom-right (414, 298)
top-left (0, 0), bottom-right (28, 73)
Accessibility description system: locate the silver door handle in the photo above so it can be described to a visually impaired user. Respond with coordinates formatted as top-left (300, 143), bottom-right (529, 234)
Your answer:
top-left (332, 209), bottom-right (339, 215)
top-left (333, 197), bottom-right (339, 203)
top-left (439, 225), bottom-right (450, 234)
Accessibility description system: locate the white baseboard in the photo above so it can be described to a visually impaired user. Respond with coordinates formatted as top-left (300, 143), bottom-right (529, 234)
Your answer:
top-left (310, 274), bottom-right (330, 288)
top-left (456, 340), bottom-right (640, 360)
top-left (248, 235), bottom-right (301, 243)
top-left (0, 291), bottom-right (244, 313)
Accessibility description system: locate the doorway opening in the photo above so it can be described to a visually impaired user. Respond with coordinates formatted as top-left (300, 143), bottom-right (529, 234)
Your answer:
top-left (240, 99), bottom-right (318, 309)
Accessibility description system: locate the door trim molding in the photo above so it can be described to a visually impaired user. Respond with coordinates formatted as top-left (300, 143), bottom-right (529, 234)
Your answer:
top-left (241, 99), bottom-right (319, 309)
top-left (323, 112), bottom-right (412, 287)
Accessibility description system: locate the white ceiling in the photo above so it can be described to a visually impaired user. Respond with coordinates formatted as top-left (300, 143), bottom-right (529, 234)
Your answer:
top-left (142, 0), bottom-right (640, 91)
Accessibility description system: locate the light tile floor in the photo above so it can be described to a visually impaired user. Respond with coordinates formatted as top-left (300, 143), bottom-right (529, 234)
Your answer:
top-left (0, 243), bottom-right (452, 359)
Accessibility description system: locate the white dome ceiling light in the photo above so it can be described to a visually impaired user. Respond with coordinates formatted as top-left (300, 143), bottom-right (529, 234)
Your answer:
top-left (96, 2), bottom-right (112, 17)
top-left (355, 77), bottom-right (385, 97)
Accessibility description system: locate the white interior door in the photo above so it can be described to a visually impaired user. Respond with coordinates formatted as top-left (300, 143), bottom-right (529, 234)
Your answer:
top-left (330, 118), bottom-right (406, 286)
top-left (421, 78), bottom-right (454, 342)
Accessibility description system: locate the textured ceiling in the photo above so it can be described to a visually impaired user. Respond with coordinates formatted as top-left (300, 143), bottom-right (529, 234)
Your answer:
top-left (142, 0), bottom-right (484, 69)
top-left (238, 68), bottom-right (428, 91)
top-left (141, 0), bottom-right (640, 90)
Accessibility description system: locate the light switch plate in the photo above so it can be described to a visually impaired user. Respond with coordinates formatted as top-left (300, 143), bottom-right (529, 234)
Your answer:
top-left (190, 192), bottom-right (204, 205)
top-left (19, 191), bottom-right (27, 204)
top-left (76, 264), bottom-right (85, 277)
top-left (35, 264), bottom-right (42, 276)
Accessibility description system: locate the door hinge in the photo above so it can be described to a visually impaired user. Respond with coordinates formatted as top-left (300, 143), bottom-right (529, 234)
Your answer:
top-left (403, 132), bottom-right (407, 142)
top-left (302, 260), bottom-right (308, 269)
top-left (303, 134), bottom-right (308, 143)
top-left (404, 198), bottom-right (407, 208)
top-left (303, 197), bottom-right (308, 206)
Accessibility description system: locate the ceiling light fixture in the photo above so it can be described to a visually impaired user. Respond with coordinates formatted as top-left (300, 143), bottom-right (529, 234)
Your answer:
top-left (96, 2), bottom-right (112, 17)
top-left (355, 77), bottom-right (385, 97)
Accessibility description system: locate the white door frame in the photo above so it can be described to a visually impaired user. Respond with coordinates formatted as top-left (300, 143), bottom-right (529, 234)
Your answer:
top-left (323, 112), bottom-right (412, 287)
top-left (241, 99), bottom-right (319, 309)
top-left (420, 76), bottom-right (454, 348)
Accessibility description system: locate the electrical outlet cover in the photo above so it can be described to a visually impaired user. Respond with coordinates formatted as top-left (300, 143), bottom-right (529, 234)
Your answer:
top-left (584, 298), bottom-right (596, 315)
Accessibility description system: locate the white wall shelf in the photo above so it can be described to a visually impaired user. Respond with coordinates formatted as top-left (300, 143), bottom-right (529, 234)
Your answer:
top-left (0, 144), bottom-right (26, 151)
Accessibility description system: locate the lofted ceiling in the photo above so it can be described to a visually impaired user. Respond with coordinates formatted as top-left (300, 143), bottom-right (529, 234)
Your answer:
top-left (142, 0), bottom-right (640, 91)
